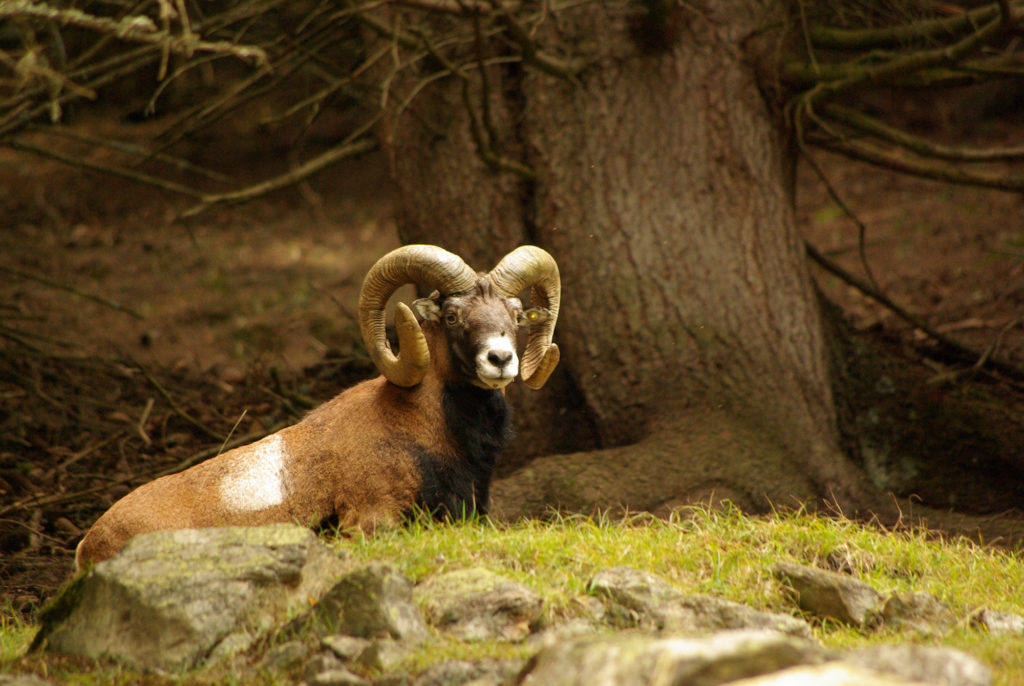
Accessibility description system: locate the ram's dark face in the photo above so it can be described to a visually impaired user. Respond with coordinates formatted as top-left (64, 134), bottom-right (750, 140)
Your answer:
top-left (414, 281), bottom-right (551, 390)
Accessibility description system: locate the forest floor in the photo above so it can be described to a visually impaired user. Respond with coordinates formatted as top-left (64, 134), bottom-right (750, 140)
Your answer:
top-left (1, 109), bottom-right (1023, 616)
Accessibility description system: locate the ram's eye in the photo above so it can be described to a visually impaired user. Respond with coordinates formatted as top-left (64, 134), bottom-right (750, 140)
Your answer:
top-left (444, 312), bottom-right (459, 327)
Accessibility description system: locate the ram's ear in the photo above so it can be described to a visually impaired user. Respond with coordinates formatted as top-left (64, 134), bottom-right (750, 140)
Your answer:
top-left (518, 307), bottom-right (552, 327)
top-left (412, 291), bottom-right (442, 322)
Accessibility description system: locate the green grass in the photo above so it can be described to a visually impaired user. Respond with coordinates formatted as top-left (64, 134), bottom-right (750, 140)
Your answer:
top-left (0, 602), bottom-right (34, 664)
top-left (4, 506), bottom-right (1024, 684)
top-left (341, 507), bottom-right (1024, 682)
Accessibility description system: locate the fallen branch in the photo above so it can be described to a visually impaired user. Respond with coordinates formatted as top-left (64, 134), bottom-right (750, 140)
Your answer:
top-left (180, 136), bottom-right (379, 217)
top-left (4, 138), bottom-right (207, 198)
top-left (0, 264), bottom-right (143, 319)
top-left (805, 242), bottom-right (1024, 382)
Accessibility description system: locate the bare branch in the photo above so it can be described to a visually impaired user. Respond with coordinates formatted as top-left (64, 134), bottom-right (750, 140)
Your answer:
top-left (822, 104), bottom-right (1024, 163)
top-left (0, 265), bottom-right (143, 319)
top-left (800, 149), bottom-right (881, 293)
top-left (820, 135), bottom-right (1024, 193)
top-left (39, 126), bottom-right (234, 183)
top-left (483, 0), bottom-right (583, 81)
top-left (809, 3), bottom-right (1007, 50)
top-left (800, 12), bottom-right (1014, 108)
top-left (3, 138), bottom-right (207, 198)
top-left (0, 2), bottom-right (267, 65)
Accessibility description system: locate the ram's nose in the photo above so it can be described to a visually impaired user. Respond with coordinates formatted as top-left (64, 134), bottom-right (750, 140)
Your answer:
top-left (487, 349), bottom-right (514, 369)
top-left (476, 335), bottom-right (519, 387)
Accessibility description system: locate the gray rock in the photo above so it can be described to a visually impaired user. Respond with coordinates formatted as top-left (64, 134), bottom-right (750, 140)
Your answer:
top-left (356, 639), bottom-right (409, 671)
top-left (774, 562), bottom-right (885, 626)
top-left (846, 644), bottom-right (992, 686)
top-left (314, 563), bottom-right (428, 643)
top-left (321, 634), bottom-right (372, 661)
top-left (463, 663), bottom-right (525, 686)
top-left (878, 593), bottom-right (956, 635)
top-left (375, 676), bottom-right (412, 686)
top-left (32, 524), bottom-right (346, 670)
top-left (0, 675), bottom-right (55, 686)
top-left (305, 652), bottom-right (348, 681)
top-left (726, 662), bottom-right (930, 685)
top-left (416, 568), bottom-right (543, 641)
top-left (206, 630), bottom-right (255, 663)
top-left (515, 629), bottom-right (820, 686)
top-left (261, 639), bottom-right (311, 670)
top-left (670, 595), bottom-right (811, 638)
top-left (588, 566), bottom-right (680, 621)
top-left (308, 668), bottom-right (372, 686)
top-left (417, 660), bottom-right (522, 686)
top-left (528, 617), bottom-right (602, 649)
top-left (589, 566), bottom-right (810, 637)
top-left (970, 608), bottom-right (1024, 635)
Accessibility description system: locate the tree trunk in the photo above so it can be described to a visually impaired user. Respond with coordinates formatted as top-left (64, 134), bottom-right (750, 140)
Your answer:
top-left (377, 3), bottom-right (1004, 526)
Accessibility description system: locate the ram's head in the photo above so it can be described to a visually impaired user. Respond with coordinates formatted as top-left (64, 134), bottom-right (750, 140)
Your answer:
top-left (358, 245), bottom-right (561, 390)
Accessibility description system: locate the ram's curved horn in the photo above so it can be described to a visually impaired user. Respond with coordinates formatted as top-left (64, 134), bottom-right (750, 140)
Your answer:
top-left (358, 245), bottom-right (478, 387)
top-left (487, 245), bottom-right (561, 389)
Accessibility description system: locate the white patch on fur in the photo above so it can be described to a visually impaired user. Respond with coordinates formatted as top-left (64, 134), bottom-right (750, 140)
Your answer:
top-left (220, 433), bottom-right (288, 511)
top-left (476, 334), bottom-right (518, 388)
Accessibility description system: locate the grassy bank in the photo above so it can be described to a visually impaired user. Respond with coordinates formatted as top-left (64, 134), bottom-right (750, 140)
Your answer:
top-left (3, 507), bottom-right (1023, 683)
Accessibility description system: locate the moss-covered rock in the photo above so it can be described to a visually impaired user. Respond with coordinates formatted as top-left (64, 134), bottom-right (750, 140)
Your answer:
top-left (31, 524), bottom-right (347, 670)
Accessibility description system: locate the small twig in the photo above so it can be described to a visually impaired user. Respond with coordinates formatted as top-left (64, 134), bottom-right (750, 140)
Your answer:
top-left (0, 264), bottom-right (143, 319)
top-left (158, 422), bottom-right (289, 475)
top-left (135, 363), bottom-right (224, 441)
top-left (136, 397), bottom-right (155, 445)
top-left (0, 518), bottom-right (66, 547)
top-left (927, 319), bottom-right (1021, 385)
top-left (216, 408), bottom-right (248, 456)
top-left (57, 433), bottom-right (121, 470)
top-left (800, 149), bottom-right (881, 293)
top-left (0, 325), bottom-right (47, 351)
top-left (269, 366), bottom-right (319, 410)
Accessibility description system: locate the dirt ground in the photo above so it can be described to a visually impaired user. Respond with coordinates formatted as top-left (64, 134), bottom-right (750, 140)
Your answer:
top-left (2, 110), bottom-right (1023, 615)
